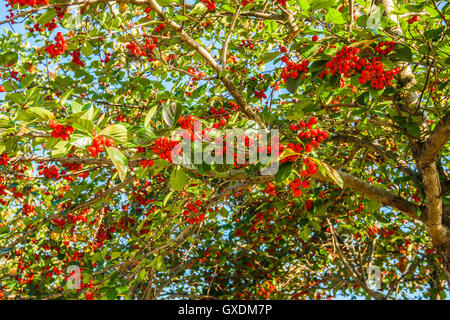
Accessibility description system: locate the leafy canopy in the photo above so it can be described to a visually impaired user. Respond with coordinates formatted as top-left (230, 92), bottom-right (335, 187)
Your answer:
top-left (0, 0), bottom-right (449, 300)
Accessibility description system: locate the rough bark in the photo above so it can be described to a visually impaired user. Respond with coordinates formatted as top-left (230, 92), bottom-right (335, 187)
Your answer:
top-left (379, 0), bottom-right (450, 285)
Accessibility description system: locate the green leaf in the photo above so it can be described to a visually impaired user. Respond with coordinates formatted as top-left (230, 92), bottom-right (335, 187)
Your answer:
top-left (275, 163), bottom-right (293, 183)
top-left (81, 41), bottom-right (94, 57)
top-left (71, 101), bottom-right (83, 113)
top-left (144, 105), bottom-right (158, 128)
top-left (261, 52), bottom-right (281, 64)
top-left (111, 251), bottom-right (121, 260)
top-left (222, 4), bottom-right (235, 13)
top-left (0, 225), bottom-right (10, 234)
top-left (325, 8), bottom-right (346, 24)
top-left (51, 140), bottom-right (71, 157)
top-left (0, 52), bottom-right (18, 67)
top-left (20, 74), bottom-right (35, 89)
top-left (106, 146), bottom-right (128, 182)
top-left (315, 159), bottom-right (344, 189)
top-left (297, 0), bottom-right (310, 11)
top-left (162, 102), bottom-right (182, 127)
top-left (150, 255), bottom-right (165, 271)
top-left (279, 148), bottom-right (299, 161)
top-left (106, 288), bottom-right (118, 300)
top-left (174, 15), bottom-right (189, 21)
top-left (163, 191), bottom-right (174, 207)
top-left (70, 136), bottom-right (92, 148)
top-left (391, 44), bottom-right (412, 62)
top-left (311, 0), bottom-right (336, 10)
top-left (189, 2), bottom-right (207, 15)
top-left (309, 60), bottom-right (328, 74)
top-left (27, 107), bottom-right (55, 121)
top-left (134, 127), bottom-right (156, 146)
top-left (169, 166), bottom-right (187, 191)
top-left (36, 9), bottom-right (57, 25)
top-left (357, 92), bottom-right (370, 106)
top-left (100, 124), bottom-right (128, 143)
top-left (406, 122), bottom-right (421, 137)
top-left (367, 199), bottom-right (382, 212)
top-left (157, 0), bottom-right (179, 5)
top-left (68, 118), bottom-right (94, 135)
top-left (300, 226), bottom-right (312, 241)
top-left (286, 77), bottom-right (301, 94)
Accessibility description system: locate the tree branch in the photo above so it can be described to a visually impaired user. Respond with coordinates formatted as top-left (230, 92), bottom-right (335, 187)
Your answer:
top-left (145, 0), bottom-right (263, 127)
top-left (313, 169), bottom-right (423, 223)
top-left (418, 112), bottom-right (450, 166)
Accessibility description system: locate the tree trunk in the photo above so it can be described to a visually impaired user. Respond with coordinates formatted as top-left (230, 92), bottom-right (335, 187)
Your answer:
top-left (436, 240), bottom-right (450, 292)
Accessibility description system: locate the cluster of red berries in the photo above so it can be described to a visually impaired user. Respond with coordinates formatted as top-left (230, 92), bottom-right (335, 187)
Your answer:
top-left (88, 135), bottom-right (114, 157)
top-left (289, 116), bottom-right (318, 132)
top-left (368, 225), bottom-right (397, 239)
top-left (241, 0), bottom-right (254, 6)
top-left (305, 199), bottom-right (313, 210)
top-left (102, 52), bottom-right (111, 64)
top-left (408, 15), bottom-right (419, 24)
top-left (0, 153), bottom-right (9, 166)
top-left (282, 117), bottom-right (328, 162)
top-left (70, 50), bottom-right (84, 67)
top-left (320, 46), bottom-right (362, 78)
top-left (263, 182), bottom-right (277, 196)
top-left (178, 115), bottom-right (196, 130)
top-left (29, 15), bottom-right (61, 33)
top-left (301, 157), bottom-right (318, 178)
top-left (6, 0), bottom-right (48, 7)
top-left (126, 42), bottom-right (144, 57)
top-left (183, 200), bottom-right (205, 224)
top-left (240, 40), bottom-right (255, 50)
top-left (374, 41), bottom-right (396, 56)
top-left (228, 101), bottom-right (240, 111)
top-left (289, 178), bottom-right (311, 197)
top-left (49, 120), bottom-right (74, 140)
top-left (45, 32), bottom-right (67, 58)
top-left (61, 158), bottom-right (89, 180)
top-left (210, 106), bottom-right (230, 128)
top-left (411, 194), bottom-right (421, 203)
top-left (150, 137), bottom-right (179, 162)
top-left (94, 225), bottom-right (114, 249)
top-left (280, 56), bottom-right (309, 83)
top-left (61, 161), bottom-right (81, 173)
top-left (22, 203), bottom-right (35, 216)
top-left (126, 36), bottom-right (158, 60)
top-left (319, 46), bottom-right (400, 90)
top-left (291, 118), bottom-right (328, 152)
top-left (357, 58), bottom-right (400, 89)
top-left (38, 164), bottom-right (60, 179)
top-left (166, 54), bottom-right (177, 64)
top-left (34, 8), bottom-right (65, 31)
top-left (200, 0), bottom-right (216, 11)
top-left (138, 159), bottom-right (154, 168)
top-left (154, 23), bottom-right (166, 34)
top-left (30, 22), bottom-right (50, 33)
top-left (254, 88), bottom-right (267, 99)
top-left (187, 68), bottom-right (205, 81)
top-left (274, 0), bottom-right (287, 5)
top-left (136, 146), bottom-right (146, 153)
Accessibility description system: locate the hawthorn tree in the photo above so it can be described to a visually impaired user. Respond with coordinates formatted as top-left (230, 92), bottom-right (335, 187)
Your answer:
top-left (0, 0), bottom-right (449, 300)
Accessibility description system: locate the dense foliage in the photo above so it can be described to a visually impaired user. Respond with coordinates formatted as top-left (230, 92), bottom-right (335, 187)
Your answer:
top-left (0, 0), bottom-right (449, 300)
